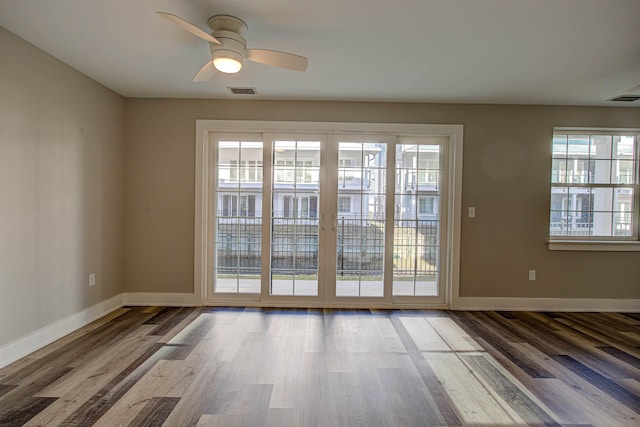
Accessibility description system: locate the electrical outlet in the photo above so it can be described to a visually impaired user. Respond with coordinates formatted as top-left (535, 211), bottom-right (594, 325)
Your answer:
top-left (528, 270), bottom-right (536, 281)
top-left (89, 273), bottom-right (96, 287)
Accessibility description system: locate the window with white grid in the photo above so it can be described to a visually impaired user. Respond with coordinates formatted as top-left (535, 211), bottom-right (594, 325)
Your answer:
top-left (550, 130), bottom-right (639, 241)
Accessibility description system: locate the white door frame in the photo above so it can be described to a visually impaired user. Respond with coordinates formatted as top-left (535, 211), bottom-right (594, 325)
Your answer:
top-left (195, 120), bottom-right (463, 308)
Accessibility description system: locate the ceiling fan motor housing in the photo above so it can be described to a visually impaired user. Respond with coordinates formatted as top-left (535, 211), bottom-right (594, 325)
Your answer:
top-left (209, 31), bottom-right (246, 60)
top-left (207, 15), bottom-right (248, 62)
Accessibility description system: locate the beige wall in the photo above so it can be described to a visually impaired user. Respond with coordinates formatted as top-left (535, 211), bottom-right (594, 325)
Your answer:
top-left (2, 25), bottom-right (638, 342)
top-left (125, 99), bottom-right (639, 299)
top-left (0, 28), bottom-right (125, 347)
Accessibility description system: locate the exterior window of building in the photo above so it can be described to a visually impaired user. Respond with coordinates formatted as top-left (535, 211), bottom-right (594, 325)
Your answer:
top-left (221, 194), bottom-right (257, 217)
top-left (418, 159), bottom-right (439, 184)
top-left (241, 160), bottom-right (262, 182)
top-left (309, 196), bottom-right (318, 218)
top-left (298, 195), bottom-right (318, 218)
top-left (418, 196), bottom-right (436, 215)
top-left (338, 196), bottom-right (351, 213)
top-left (550, 130), bottom-right (638, 239)
top-left (282, 195), bottom-right (294, 218)
top-left (338, 158), bottom-right (359, 188)
top-left (230, 160), bottom-right (238, 181)
top-left (222, 194), bottom-right (237, 217)
top-left (239, 195), bottom-right (256, 217)
top-left (275, 160), bottom-right (294, 183)
top-left (296, 160), bottom-right (313, 183)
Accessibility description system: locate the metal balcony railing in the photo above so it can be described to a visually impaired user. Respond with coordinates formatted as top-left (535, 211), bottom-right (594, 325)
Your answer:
top-left (550, 221), bottom-right (632, 236)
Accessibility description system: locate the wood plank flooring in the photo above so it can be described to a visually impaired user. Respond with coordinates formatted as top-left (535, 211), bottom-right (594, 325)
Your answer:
top-left (0, 307), bottom-right (638, 426)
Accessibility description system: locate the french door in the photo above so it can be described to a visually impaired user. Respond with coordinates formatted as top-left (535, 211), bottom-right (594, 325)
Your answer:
top-left (201, 124), bottom-right (458, 308)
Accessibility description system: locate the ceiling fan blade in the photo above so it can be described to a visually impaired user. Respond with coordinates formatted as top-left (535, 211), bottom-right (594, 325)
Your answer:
top-left (246, 49), bottom-right (308, 71)
top-left (157, 12), bottom-right (221, 45)
top-left (193, 60), bottom-right (216, 82)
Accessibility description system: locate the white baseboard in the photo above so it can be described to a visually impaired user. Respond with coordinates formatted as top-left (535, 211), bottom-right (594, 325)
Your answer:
top-left (0, 293), bottom-right (125, 369)
top-left (0, 292), bottom-right (199, 369)
top-left (452, 297), bottom-right (640, 312)
top-left (123, 292), bottom-right (199, 307)
top-left (3, 293), bottom-right (638, 369)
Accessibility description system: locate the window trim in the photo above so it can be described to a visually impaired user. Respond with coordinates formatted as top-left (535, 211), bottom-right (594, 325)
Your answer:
top-left (548, 127), bottom-right (640, 251)
top-left (547, 240), bottom-right (640, 251)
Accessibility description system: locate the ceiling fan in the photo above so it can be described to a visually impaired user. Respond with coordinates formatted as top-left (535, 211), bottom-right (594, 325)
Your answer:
top-left (157, 12), bottom-right (308, 81)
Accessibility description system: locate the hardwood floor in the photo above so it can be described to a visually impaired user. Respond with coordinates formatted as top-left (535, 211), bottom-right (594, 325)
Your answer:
top-left (0, 307), bottom-right (638, 426)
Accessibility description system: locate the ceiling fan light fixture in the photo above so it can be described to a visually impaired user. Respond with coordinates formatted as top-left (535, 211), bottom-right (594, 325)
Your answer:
top-left (213, 57), bottom-right (242, 73)
top-left (158, 11), bottom-right (309, 80)
top-left (212, 50), bottom-right (243, 73)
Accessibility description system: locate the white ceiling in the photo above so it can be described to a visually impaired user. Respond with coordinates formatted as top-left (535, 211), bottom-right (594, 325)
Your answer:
top-left (1, 0), bottom-right (639, 106)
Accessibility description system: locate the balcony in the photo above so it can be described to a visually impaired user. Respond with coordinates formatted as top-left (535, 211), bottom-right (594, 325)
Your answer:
top-left (550, 221), bottom-right (633, 237)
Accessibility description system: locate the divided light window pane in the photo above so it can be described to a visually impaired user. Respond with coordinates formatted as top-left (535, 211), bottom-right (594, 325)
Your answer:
top-left (336, 141), bottom-right (386, 298)
top-left (271, 140), bottom-right (321, 296)
top-left (393, 144), bottom-right (440, 297)
top-left (214, 140), bottom-right (263, 294)
top-left (550, 131), bottom-right (638, 239)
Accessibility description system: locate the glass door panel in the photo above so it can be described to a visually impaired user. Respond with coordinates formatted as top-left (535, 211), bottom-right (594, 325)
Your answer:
top-left (271, 140), bottom-right (321, 296)
top-left (214, 139), bottom-right (263, 294)
top-left (336, 141), bottom-right (387, 297)
top-left (206, 130), bottom-right (452, 307)
top-left (393, 144), bottom-right (441, 296)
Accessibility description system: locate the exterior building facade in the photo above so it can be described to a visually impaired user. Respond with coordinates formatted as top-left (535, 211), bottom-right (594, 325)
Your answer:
top-left (214, 140), bottom-right (442, 284)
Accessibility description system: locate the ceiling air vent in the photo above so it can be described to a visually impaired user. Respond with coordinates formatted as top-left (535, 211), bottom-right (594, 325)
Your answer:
top-left (228, 87), bottom-right (257, 95)
top-left (609, 83), bottom-right (640, 102)
top-left (608, 95), bottom-right (640, 102)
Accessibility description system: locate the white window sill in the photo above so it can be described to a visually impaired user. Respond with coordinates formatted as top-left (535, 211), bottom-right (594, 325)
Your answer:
top-left (548, 240), bottom-right (640, 251)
